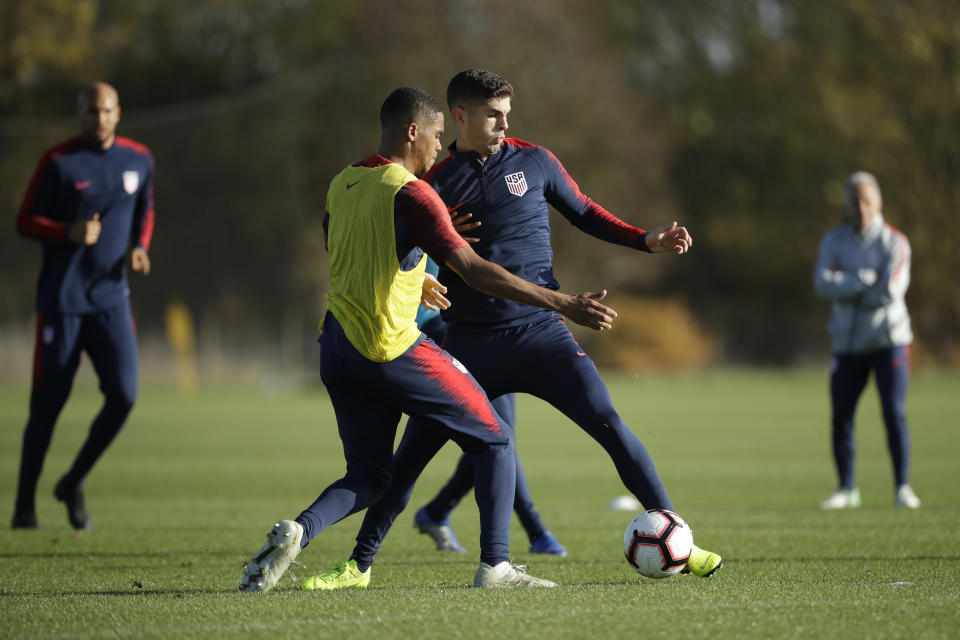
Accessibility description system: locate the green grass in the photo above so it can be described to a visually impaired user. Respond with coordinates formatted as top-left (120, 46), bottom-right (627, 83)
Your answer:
top-left (1, 369), bottom-right (958, 639)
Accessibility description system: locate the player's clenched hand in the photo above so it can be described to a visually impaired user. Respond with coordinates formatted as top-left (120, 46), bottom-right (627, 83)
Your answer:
top-left (451, 211), bottom-right (481, 243)
top-left (130, 247), bottom-right (151, 275)
top-left (561, 290), bottom-right (617, 331)
top-left (421, 273), bottom-right (450, 311)
top-left (645, 221), bottom-right (692, 255)
top-left (69, 213), bottom-right (101, 245)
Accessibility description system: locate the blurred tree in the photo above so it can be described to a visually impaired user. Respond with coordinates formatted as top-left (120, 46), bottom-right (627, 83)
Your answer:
top-left (606, 0), bottom-right (960, 364)
top-left (2, 0), bottom-right (676, 372)
top-left (3, 0), bottom-right (956, 371)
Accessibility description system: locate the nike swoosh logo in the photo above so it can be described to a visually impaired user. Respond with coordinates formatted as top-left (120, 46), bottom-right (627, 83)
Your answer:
top-left (346, 181), bottom-right (360, 189)
top-left (576, 351), bottom-right (587, 357)
top-left (74, 180), bottom-right (92, 190)
top-left (447, 200), bottom-right (468, 213)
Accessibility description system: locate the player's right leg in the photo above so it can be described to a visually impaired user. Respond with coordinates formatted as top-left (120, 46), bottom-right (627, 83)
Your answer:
top-left (239, 386), bottom-right (403, 593)
top-left (513, 320), bottom-right (674, 511)
top-left (457, 318), bottom-right (713, 575)
top-left (55, 305), bottom-right (139, 530)
top-left (873, 346), bottom-right (919, 508)
top-left (823, 353), bottom-right (870, 509)
top-left (306, 335), bottom-right (554, 588)
top-left (240, 314), bottom-right (403, 592)
top-left (12, 312), bottom-right (82, 529)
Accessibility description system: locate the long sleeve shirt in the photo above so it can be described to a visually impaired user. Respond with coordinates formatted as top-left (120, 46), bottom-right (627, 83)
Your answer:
top-left (813, 213), bottom-right (912, 354)
top-left (16, 136), bottom-right (155, 314)
top-left (423, 138), bottom-right (649, 333)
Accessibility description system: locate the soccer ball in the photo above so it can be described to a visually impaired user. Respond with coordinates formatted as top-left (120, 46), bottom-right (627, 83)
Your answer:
top-left (623, 509), bottom-right (693, 579)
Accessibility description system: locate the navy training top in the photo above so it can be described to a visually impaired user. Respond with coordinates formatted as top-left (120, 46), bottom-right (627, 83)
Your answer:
top-left (16, 136), bottom-right (155, 314)
top-left (423, 137), bottom-right (650, 333)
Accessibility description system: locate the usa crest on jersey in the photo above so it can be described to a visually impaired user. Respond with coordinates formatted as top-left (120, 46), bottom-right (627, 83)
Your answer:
top-left (504, 171), bottom-right (528, 197)
top-left (122, 171), bottom-right (140, 195)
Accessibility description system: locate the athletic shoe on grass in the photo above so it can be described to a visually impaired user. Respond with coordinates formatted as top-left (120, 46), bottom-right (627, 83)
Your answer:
top-left (302, 559), bottom-right (371, 590)
top-left (414, 506), bottom-right (466, 552)
top-left (239, 519), bottom-right (304, 592)
top-left (473, 561), bottom-right (557, 588)
top-left (529, 532), bottom-right (568, 556)
top-left (820, 488), bottom-right (862, 510)
top-left (11, 511), bottom-right (39, 529)
top-left (684, 544), bottom-right (723, 578)
top-left (54, 480), bottom-right (91, 530)
top-left (895, 484), bottom-right (920, 509)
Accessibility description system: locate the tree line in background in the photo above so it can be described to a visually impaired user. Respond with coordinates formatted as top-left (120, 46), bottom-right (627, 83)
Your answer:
top-left (1, 0), bottom-right (957, 369)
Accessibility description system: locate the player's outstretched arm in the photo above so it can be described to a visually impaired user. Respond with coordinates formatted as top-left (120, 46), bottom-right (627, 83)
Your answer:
top-left (444, 246), bottom-right (616, 330)
top-left (644, 221), bottom-right (692, 254)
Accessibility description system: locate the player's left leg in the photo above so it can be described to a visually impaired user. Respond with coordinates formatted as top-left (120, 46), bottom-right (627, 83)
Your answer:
top-left (518, 318), bottom-right (718, 575)
top-left (517, 319), bottom-right (673, 511)
top-left (825, 352), bottom-right (870, 509)
top-left (352, 419), bottom-right (451, 567)
top-left (13, 312), bottom-right (83, 528)
top-left (301, 327), bottom-right (549, 588)
top-left (56, 305), bottom-right (139, 530)
top-left (873, 346), bottom-right (919, 507)
top-left (240, 314), bottom-right (406, 593)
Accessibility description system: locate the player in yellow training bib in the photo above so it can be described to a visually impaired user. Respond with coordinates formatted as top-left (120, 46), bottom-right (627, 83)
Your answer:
top-left (240, 86), bottom-right (619, 592)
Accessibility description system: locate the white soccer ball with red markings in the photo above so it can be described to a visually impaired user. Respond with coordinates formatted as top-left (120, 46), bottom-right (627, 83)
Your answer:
top-left (623, 509), bottom-right (693, 579)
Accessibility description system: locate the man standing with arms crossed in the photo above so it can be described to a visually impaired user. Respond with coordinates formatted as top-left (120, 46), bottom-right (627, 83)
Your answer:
top-left (302, 69), bottom-right (721, 591)
top-left (814, 171), bottom-right (920, 510)
top-left (13, 82), bottom-right (155, 531)
top-left (239, 86), bottom-right (616, 591)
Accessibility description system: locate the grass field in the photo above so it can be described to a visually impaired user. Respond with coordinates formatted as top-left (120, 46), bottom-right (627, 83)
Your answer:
top-left (1, 368), bottom-right (958, 639)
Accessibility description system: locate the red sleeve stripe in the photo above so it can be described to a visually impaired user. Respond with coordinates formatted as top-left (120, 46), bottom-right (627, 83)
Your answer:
top-left (115, 136), bottom-right (151, 155)
top-left (535, 141), bottom-right (647, 245)
top-left (138, 206), bottom-right (155, 251)
top-left (16, 148), bottom-right (69, 242)
top-left (137, 156), bottom-right (156, 250)
top-left (32, 312), bottom-right (46, 390)
top-left (586, 201), bottom-right (646, 243)
top-left (398, 181), bottom-right (467, 262)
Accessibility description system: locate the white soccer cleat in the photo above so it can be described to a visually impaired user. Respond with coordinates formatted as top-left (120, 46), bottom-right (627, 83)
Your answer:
top-left (473, 561), bottom-right (558, 588)
top-left (895, 484), bottom-right (921, 509)
top-left (239, 519), bottom-right (304, 592)
top-left (819, 488), bottom-right (862, 510)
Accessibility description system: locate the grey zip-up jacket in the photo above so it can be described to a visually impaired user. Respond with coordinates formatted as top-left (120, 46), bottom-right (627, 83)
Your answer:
top-left (813, 213), bottom-right (913, 354)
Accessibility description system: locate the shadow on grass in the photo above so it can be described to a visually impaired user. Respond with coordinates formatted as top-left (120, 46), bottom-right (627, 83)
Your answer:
top-left (0, 550), bottom-right (240, 559)
top-left (736, 554), bottom-right (960, 563)
top-left (0, 587), bottom-right (238, 598)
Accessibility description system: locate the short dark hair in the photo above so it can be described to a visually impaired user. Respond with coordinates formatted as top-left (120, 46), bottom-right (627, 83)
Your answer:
top-left (446, 69), bottom-right (514, 111)
top-left (379, 87), bottom-right (443, 131)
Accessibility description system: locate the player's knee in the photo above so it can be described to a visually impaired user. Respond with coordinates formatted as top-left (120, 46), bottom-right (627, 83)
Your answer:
top-left (356, 472), bottom-right (393, 506)
top-left (104, 382), bottom-right (137, 414)
top-left (587, 410), bottom-right (626, 436)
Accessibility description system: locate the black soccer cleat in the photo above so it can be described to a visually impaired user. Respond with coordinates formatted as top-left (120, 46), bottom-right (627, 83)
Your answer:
top-left (54, 480), bottom-right (92, 530)
top-left (11, 511), bottom-right (40, 529)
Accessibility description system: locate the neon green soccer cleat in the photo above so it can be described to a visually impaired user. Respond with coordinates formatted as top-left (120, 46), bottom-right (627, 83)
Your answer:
top-left (684, 544), bottom-right (722, 577)
top-left (302, 559), bottom-right (371, 591)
